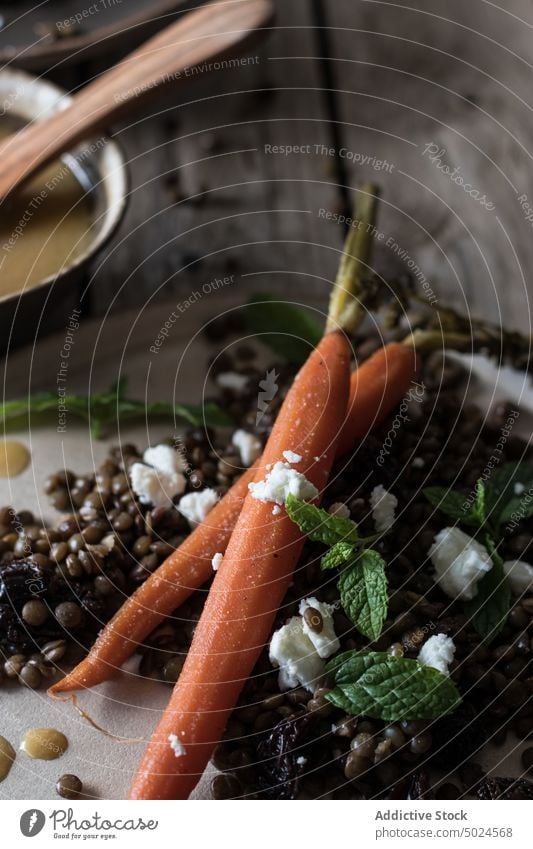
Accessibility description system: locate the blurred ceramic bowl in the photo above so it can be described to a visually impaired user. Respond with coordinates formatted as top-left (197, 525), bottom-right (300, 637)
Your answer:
top-left (0, 68), bottom-right (128, 351)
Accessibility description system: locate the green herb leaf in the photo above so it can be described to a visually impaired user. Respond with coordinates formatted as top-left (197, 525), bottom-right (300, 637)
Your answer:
top-left (0, 384), bottom-right (231, 438)
top-left (338, 550), bottom-right (388, 640)
top-left (321, 541), bottom-right (355, 570)
top-left (472, 479), bottom-right (487, 525)
top-left (326, 651), bottom-right (462, 721)
top-left (244, 295), bottom-right (322, 365)
top-left (464, 536), bottom-right (511, 642)
top-left (484, 462), bottom-right (533, 529)
top-left (285, 494), bottom-right (359, 546)
top-left (423, 486), bottom-right (480, 527)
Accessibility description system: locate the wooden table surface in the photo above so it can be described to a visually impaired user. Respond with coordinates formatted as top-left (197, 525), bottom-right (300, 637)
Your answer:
top-left (32, 0), bottom-right (533, 338)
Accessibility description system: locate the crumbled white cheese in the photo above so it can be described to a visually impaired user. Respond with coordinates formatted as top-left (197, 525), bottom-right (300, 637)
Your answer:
top-left (130, 443), bottom-right (187, 508)
top-left (299, 597), bottom-right (340, 659)
top-left (269, 599), bottom-right (339, 693)
top-left (177, 488), bottom-right (219, 527)
top-left (232, 429), bottom-right (262, 466)
top-left (282, 450), bottom-right (302, 464)
top-left (216, 372), bottom-right (249, 392)
top-left (328, 502), bottom-right (350, 518)
top-left (272, 505), bottom-right (281, 516)
top-left (269, 616), bottom-right (325, 692)
top-left (514, 482), bottom-right (525, 495)
top-left (418, 634), bottom-right (456, 676)
top-left (143, 443), bottom-right (187, 475)
top-left (429, 527), bottom-right (492, 600)
top-left (296, 756), bottom-right (307, 766)
top-left (248, 461), bottom-right (318, 505)
top-left (412, 457), bottom-right (425, 469)
top-left (130, 462), bottom-right (185, 508)
top-left (168, 733), bottom-right (186, 758)
top-left (503, 559), bottom-right (533, 595)
top-left (370, 485), bottom-right (398, 533)
top-left (212, 552), bottom-right (223, 572)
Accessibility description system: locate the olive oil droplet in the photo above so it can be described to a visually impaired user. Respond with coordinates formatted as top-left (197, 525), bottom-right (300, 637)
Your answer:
top-left (0, 439), bottom-right (30, 477)
top-left (21, 727), bottom-right (68, 760)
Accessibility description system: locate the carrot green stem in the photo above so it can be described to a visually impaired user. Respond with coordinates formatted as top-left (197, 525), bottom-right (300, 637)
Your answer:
top-left (326, 183), bottom-right (380, 335)
top-left (403, 328), bottom-right (479, 352)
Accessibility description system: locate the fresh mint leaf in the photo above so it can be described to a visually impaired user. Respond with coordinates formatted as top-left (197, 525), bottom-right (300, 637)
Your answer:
top-left (285, 494), bottom-right (359, 546)
top-left (424, 487), bottom-right (470, 521)
top-left (424, 486), bottom-right (483, 528)
top-left (338, 550), bottom-right (388, 640)
top-left (244, 295), bottom-right (322, 365)
top-left (472, 479), bottom-right (487, 525)
top-left (464, 537), bottom-right (511, 642)
top-left (484, 462), bottom-right (533, 528)
top-left (326, 651), bottom-right (462, 721)
top-left (321, 541), bottom-right (355, 570)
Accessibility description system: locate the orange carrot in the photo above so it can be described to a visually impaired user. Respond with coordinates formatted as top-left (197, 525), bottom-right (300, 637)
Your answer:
top-left (336, 341), bottom-right (418, 456)
top-left (129, 329), bottom-right (351, 800)
top-left (50, 342), bottom-right (418, 696)
top-left (128, 185), bottom-right (381, 799)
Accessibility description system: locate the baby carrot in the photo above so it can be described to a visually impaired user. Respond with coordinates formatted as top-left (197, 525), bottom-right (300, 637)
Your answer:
top-left (128, 188), bottom-right (377, 800)
top-left (336, 341), bottom-right (418, 456)
top-left (129, 330), bottom-right (351, 800)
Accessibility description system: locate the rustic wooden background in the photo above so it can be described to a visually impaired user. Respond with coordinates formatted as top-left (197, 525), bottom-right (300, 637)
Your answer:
top-left (8, 0), bottom-right (533, 333)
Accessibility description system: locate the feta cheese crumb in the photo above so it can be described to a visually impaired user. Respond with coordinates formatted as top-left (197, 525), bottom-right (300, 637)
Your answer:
top-left (429, 527), bottom-right (492, 600)
top-left (248, 461), bottom-right (318, 505)
top-left (130, 462), bottom-right (185, 508)
top-left (168, 733), bottom-right (186, 758)
top-left (269, 616), bottom-right (325, 692)
top-left (212, 552), bottom-right (223, 572)
top-left (503, 559), bottom-right (533, 595)
top-left (177, 488), bottom-right (219, 527)
top-left (272, 505), bottom-right (281, 516)
top-left (370, 485), bottom-right (398, 533)
top-left (328, 502), bottom-right (350, 518)
top-left (282, 449), bottom-right (302, 464)
top-left (216, 371), bottom-right (249, 392)
top-left (296, 756), bottom-right (307, 766)
top-left (412, 457), bottom-right (425, 469)
top-left (269, 599), bottom-right (339, 692)
top-left (130, 443), bottom-right (187, 508)
top-left (232, 429), bottom-right (262, 466)
top-left (514, 482), bottom-right (525, 495)
top-left (418, 633), bottom-right (456, 676)
top-left (299, 597), bottom-right (340, 658)
top-left (143, 443), bottom-right (187, 475)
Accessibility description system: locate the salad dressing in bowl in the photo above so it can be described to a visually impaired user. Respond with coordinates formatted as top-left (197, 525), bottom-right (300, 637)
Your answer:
top-left (0, 117), bottom-right (94, 297)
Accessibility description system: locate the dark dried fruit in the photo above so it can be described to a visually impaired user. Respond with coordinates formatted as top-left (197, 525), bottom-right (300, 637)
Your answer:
top-left (0, 604), bottom-right (34, 652)
top-left (0, 558), bottom-right (51, 607)
top-left (389, 769), bottom-right (433, 800)
top-left (477, 777), bottom-right (533, 800)
top-left (408, 770), bottom-right (432, 800)
top-left (256, 712), bottom-right (318, 799)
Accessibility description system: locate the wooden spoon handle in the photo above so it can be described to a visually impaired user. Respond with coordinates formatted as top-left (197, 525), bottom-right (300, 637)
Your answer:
top-left (0, 0), bottom-right (272, 200)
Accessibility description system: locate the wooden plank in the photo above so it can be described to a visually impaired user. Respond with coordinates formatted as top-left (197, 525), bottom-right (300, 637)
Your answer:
top-left (323, 0), bottom-right (533, 331)
top-left (90, 0), bottom-right (345, 319)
